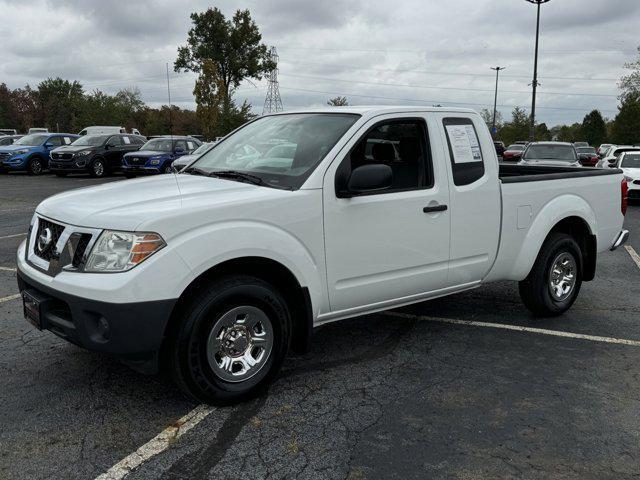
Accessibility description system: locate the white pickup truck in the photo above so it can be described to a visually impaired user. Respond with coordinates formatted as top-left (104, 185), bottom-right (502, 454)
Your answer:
top-left (17, 107), bottom-right (629, 404)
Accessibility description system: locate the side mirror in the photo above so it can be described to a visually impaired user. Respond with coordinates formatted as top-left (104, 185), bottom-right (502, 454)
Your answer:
top-left (44, 142), bottom-right (53, 149)
top-left (338, 164), bottom-right (393, 198)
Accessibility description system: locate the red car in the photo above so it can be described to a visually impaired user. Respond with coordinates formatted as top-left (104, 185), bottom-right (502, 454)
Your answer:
top-left (502, 144), bottom-right (525, 161)
top-left (576, 146), bottom-right (598, 167)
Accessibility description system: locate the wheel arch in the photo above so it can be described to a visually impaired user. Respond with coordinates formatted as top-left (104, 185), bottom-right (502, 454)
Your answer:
top-left (162, 256), bottom-right (314, 359)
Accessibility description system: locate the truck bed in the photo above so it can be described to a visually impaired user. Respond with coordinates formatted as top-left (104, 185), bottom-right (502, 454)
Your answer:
top-left (499, 164), bottom-right (622, 183)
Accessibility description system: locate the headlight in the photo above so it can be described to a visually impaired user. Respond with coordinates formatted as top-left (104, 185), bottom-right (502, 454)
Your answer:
top-left (13, 149), bottom-right (29, 155)
top-left (84, 231), bottom-right (165, 272)
top-left (76, 150), bottom-right (92, 156)
top-left (149, 157), bottom-right (161, 165)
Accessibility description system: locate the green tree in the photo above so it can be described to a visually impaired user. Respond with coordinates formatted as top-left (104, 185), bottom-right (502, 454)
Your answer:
top-left (36, 77), bottom-right (84, 132)
top-left (581, 110), bottom-right (607, 146)
top-left (498, 106), bottom-right (529, 145)
top-left (174, 8), bottom-right (273, 136)
top-left (327, 96), bottom-right (349, 106)
top-left (620, 46), bottom-right (640, 101)
top-left (480, 107), bottom-right (503, 131)
top-left (611, 92), bottom-right (640, 145)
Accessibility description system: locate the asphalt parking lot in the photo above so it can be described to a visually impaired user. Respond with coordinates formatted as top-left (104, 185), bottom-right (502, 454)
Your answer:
top-left (1, 172), bottom-right (640, 480)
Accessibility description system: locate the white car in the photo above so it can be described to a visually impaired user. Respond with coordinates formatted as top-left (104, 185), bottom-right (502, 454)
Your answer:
top-left (617, 151), bottom-right (640, 201)
top-left (597, 143), bottom-right (613, 158)
top-left (16, 106), bottom-right (628, 404)
top-left (596, 145), bottom-right (640, 169)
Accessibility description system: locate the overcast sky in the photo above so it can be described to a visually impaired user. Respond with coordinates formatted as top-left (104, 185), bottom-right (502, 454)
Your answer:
top-left (0, 0), bottom-right (638, 126)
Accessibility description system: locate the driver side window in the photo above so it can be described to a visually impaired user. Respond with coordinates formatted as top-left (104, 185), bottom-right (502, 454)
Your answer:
top-left (107, 136), bottom-right (121, 147)
top-left (335, 119), bottom-right (432, 195)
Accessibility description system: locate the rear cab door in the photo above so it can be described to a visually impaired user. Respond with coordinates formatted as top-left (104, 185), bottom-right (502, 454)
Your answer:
top-left (322, 112), bottom-right (451, 315)
top-left (436, 113), bottom-right (501, 285)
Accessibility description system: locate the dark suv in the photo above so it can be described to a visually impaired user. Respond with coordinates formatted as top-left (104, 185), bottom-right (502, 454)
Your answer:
top-left (49, 134), bottom-right (146, 177)
top-left (122, 136), bottom-right (201, 176)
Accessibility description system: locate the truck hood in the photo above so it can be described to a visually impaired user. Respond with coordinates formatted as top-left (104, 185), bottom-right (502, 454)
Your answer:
top-left (36, 174), bottom-right (279, 231)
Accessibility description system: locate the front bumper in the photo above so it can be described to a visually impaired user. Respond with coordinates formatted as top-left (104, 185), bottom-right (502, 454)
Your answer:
top-left (49, 160), bottom-right (88, 172)
top-left (1, 155), bottom-right (28, 170)
top-left (17, 265), bottom-right (176, 368)
top-left (122, 164), bottom-right (161, 174)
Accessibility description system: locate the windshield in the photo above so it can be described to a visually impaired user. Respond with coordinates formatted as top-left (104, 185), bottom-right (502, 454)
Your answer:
top-left (141, 138), bottom-right (173, 152)
top-left (621, 154), bottom-right (640, 168)
top-left (188, 113), bottom-right (360, 190)
top-left (72, 135), bottom-right (107, 146)
top-left (576, 147), bottom-right (596, 154)
top-left (523, 144), bottom-right (577, 161)
top-left (507, 145), bottom-right (524, 151)
top-left (14, 134), bottom-right (48, 146)
top-left (191, 143), bottom-right (212, 155)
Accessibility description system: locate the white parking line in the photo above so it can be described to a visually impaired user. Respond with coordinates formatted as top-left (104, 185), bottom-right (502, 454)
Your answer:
top-left (0, 293), bottom-right (20, 304)
top-left (95, 404), bottom-right (213, 480)
top-left (0, 266), bottom-right (16, 272)
top-left (0, 233), bottom-right (26, 240)
top-left (625, 245), bottom-right (640, 270)
top-left (384, 311), bottom-right (640, 347)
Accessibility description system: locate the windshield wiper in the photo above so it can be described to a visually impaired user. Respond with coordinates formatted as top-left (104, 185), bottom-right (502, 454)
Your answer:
top-left (184, 167), bottom-right (209, 176)
top-left (208, 170), bottom-right (292, 190)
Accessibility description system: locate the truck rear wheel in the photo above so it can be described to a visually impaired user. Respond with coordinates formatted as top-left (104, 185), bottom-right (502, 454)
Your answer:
top-left (519, 233), bottom-right (583, 317)
top-left (168, 275), bottom-right (291, 404)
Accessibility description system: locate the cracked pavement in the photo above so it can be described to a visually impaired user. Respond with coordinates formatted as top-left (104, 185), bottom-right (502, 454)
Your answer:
top-left (1, 173), bottom-right (640, 479)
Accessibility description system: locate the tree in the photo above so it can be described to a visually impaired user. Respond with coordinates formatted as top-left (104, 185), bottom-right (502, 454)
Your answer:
top-left (611, 92), bottom-right (640, 145)
top-left (480, 107), bottom-right (503, 130)
top-left (327, 96), bottom-right (349, 106)
top-left (581, 110), bottom-right (607, 146)
top-left (36, 77), bottom-right (84, 131)
top-left (620, 46), bottom-right (640, 101)
top-left (174, 8), bottom-right (274, 136)
top-left (497, 106), bottom-right (529, 145)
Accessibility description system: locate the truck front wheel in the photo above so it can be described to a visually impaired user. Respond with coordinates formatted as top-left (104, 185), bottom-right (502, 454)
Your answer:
top-left (519, 233), bottom-right (583, 317)
top-left (168, 275), bottom-right (291, 404)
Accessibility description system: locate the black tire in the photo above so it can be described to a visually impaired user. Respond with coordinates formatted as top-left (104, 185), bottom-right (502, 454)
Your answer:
top-left (28, 157), bottom-right (44, 175)
top-left (89, 158), bottom-right (106, 178)
top-left (167, 275), bottom-right (291, 404)
top-left (54, 172), bottom-right (67, 177)
top-left (519, 233), bottom-right (583, 317)
top-left (160, 163), bottom-right (171, 174)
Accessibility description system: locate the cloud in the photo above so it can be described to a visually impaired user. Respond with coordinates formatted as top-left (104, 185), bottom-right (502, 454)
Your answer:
top-left (0, 0), bottom-right (637, 125)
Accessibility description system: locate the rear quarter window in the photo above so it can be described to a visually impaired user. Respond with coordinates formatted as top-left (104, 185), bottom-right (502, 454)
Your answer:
top-left (442, 117), bottom-right (485, 186)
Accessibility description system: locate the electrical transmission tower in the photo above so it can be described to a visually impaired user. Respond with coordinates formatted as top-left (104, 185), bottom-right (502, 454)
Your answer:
top-left (263, 46), bottom-right (283, 115)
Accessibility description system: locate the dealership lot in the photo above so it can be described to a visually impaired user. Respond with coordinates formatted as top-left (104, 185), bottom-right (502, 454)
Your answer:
top-left (1, 173), bottom-right (640, 479)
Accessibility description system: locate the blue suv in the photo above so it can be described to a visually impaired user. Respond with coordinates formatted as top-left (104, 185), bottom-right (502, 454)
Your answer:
top-left (0, 133), bottom-right (78, 175)
top-left (122, 136), bottom-right (201, 176)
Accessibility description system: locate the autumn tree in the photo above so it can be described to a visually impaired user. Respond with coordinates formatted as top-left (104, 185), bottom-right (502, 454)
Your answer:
top-left (327, 96), bottom-right (349, 106)
top-left (174, 8), bottom-right (274, 137)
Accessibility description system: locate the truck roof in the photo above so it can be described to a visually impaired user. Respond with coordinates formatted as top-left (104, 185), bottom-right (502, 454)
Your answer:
top-left (265, 106), bottom-right (478, 117)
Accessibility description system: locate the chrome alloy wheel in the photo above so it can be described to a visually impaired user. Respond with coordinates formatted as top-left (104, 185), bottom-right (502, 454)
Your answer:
top-left (93, 160), bottom-right (104, 177)
top-left (206, 306), bottom-right (274, 383)
top-left (548, 252), bottom-right (577, 301)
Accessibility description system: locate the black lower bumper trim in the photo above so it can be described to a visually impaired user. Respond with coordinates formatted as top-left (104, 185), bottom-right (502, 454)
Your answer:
top-left (17, 268), bottom-right (176, 368)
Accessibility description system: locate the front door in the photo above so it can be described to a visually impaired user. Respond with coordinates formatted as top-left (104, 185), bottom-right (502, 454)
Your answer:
top-left (323, 116), bottom-right (451, 314)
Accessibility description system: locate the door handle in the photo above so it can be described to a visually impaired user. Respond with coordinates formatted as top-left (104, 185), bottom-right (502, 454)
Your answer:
top-left (423, 204), bottom-right (448, 213)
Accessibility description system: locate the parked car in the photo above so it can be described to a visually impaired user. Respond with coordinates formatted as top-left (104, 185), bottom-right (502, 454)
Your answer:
top-left (573, 142), bottom-right (589, 148)
top-left (169, 142), bottom-right (215, 172)
top-left (0, 129), bottom-right (18, 135)
top-left (28, 128), bottom-right (49, 134)
top-left (575, 146), bottom-right (599, 167)
top-left (121, 136), bottom-right (201, 176)
top-left (494, 141), bottom-right (505, 157)
top-left (16, 106), bottom-right (628, 404)
top-left (596, 145), bottom-right (640, 169)
top-left (597, 143), bottom-right (613, 158)
top-left (514, 140), bottom-right (529, 146)
top-left (0, 133), bottom-right (78, 174)
top-left (78, 126), bottom-right (143, 137)
top-left (49, 134), bottom-right (145, 177)
top-left (0, 134), bottom-right (24, 146)
top-left (617, 152), bottom-right (640, 201)
top-left (502, 144), bottom-right (526, 161)
top-left (518, 142), bottom-right (581, 167)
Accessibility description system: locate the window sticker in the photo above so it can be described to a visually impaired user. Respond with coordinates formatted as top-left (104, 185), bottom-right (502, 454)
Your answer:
top-left (445, 125), bottom-right (482, 164)
top-left (123, 136), bottom-right (131, 144)
top-left (187, 141), bottom-right (194, 150)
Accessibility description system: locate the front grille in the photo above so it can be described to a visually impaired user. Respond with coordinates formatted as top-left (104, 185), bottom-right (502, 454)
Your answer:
top-left (33, 219), bottom-right (65, 261)
top-left (71, 233), bottom-right (92, 268)
top-left (52, 152), bottom-right (73, 160)
top-left (128, 157), bottom-right (145, 165)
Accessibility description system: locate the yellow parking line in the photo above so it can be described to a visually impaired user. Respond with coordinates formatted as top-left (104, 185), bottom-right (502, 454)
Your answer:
top-left (0, 266), bottom-right (17, 272)
top-left (625, 245), bottom-right (640, 270)
top-left (0, 294), bottom-right (20, 304)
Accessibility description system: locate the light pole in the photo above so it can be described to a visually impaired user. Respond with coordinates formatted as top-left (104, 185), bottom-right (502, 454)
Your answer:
top-left (525, 0), bottom-right (550, 141)
top-left (491, 66), bottom-right (505, 138)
